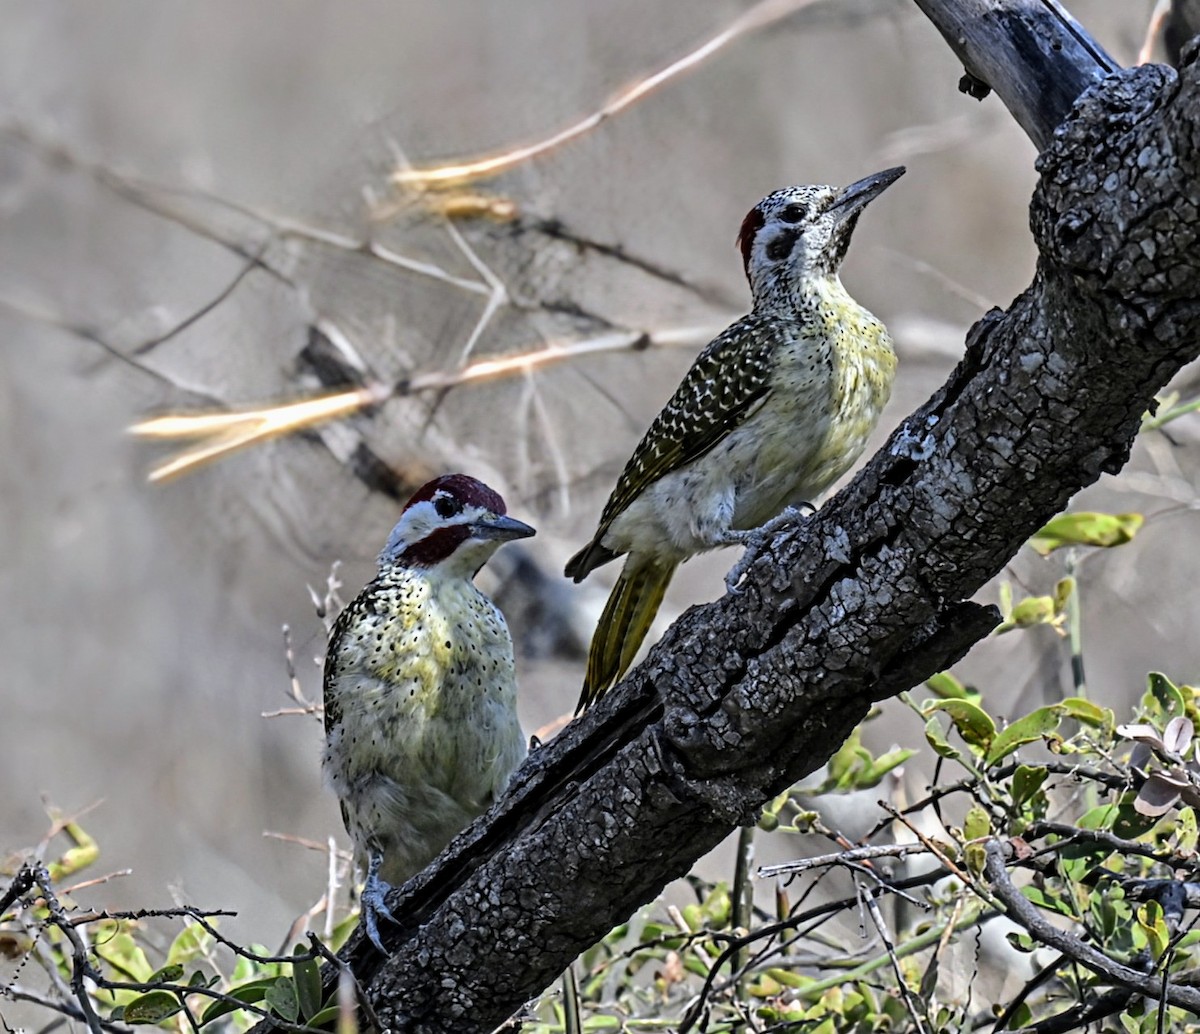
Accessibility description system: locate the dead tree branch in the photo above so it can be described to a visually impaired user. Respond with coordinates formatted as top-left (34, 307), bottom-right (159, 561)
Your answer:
top-left (909, 0), bottom-right (1118, 148)
top-left (248, 6), bottom-right (1200, 1033)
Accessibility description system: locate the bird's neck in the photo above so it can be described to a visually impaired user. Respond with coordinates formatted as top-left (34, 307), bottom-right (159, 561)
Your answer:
top-left (753, 270), bottom-right (849, 318)
top-left (384, 540), bottom-right (501, 584)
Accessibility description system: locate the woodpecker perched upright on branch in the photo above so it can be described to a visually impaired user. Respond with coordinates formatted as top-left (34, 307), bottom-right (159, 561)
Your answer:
top-left (322, 474), bottom-right (533, 951)
top-left (566, 167), bottom-right (904, 712)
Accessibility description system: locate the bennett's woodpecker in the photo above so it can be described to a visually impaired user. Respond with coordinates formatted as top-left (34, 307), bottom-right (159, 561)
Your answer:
top-left (566, 167), bottom-right (904, 711)
top-left (322, 473), bottom-right (533, 950)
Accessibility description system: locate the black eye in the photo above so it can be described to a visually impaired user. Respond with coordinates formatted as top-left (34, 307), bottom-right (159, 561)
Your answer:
top-left (434, 494), bottom-right (463, 518)
top-left (766, 229), bottom-right (798, 262)
top-left (779, 202), bottom-right (807, 223)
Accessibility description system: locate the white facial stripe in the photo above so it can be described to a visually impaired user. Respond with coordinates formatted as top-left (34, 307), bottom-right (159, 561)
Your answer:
top-left (380, 499), bottom-right (496, 564)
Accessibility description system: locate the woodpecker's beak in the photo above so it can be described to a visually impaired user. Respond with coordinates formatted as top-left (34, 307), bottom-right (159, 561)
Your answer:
top-left (829, 166), bottom-right (905, 223)
top-left (472, 514), bottom-right (536, 541)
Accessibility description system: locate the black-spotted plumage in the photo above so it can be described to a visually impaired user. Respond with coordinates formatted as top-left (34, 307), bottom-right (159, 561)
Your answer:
top-left (321, 474), bottom-right (534, 951)
top-left (567, 168), bottom-right (905, 711)
top-left (566, 314), bottom-right (781, 579)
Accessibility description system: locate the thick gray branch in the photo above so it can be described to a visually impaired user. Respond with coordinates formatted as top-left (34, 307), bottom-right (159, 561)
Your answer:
top-left (984, 840), bottom-right (1200, 1010)
top-left (909, 0), bottom-right (1119, 148)
top-left (247, 33), bottom-right (1200, 1034)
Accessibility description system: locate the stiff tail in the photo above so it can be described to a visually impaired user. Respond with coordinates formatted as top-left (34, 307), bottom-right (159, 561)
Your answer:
top-left (576, 558), bottom-right (677, 713)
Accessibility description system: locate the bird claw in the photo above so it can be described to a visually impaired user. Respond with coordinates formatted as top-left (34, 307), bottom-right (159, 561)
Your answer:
top-left (723, 505), bottom-right (812, 592)
top-left (360, 854), bottom-right (401, 954)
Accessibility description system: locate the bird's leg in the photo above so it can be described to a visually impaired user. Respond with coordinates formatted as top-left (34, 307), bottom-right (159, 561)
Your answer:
top-left (360, 849), bottom-right (401, 953)
top-left (721, 503), bottom-right (814, 591)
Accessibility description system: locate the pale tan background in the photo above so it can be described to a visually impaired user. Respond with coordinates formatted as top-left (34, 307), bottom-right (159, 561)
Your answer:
top-left (2, 0), bottom-right (1195, 1005)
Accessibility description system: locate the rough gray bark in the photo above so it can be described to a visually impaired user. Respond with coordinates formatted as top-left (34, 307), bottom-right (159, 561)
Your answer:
top-left (909, 0), bottom-right (1117, 148)
top-left (1166, 0), bottom-right (1200, 65)
top-left (261, 24), bottom-right (1200, 1034)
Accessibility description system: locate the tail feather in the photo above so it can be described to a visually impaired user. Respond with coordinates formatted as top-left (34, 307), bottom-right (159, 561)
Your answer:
top-left (576, 558), bottom-right (677, 713)
top-left (565, 538), bottom-right (619, 583)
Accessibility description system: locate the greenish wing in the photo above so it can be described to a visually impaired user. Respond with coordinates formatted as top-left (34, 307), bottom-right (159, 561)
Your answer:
top-left (593, 315), bottom-right (788, 536)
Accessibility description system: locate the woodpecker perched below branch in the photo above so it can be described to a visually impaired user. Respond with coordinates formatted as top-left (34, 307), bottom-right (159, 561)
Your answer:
top-left (566, 167), bottom-right (904, 712)
top-left (322, 474), bottom-right (534, 951)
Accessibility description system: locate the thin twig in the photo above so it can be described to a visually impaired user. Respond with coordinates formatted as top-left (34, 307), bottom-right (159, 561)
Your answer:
top-left (128, 323), bottom-right (721, 482)
top-left (1138, 0), bottom-right (1172, 64)
top-left (264, 831), bottom-right (354, 862)
top-left (676, 869), bottom-right (954, 1033)
top-left (393, 0), bottom-right (828, 189)
top-left (33, 867), bottom-right (103, 1034)
top-left (0, 983), bottom-right (131, 1034)
top-left (0, 865), bottom-right (38, 918)
top-left (1024, 820), bottom-right (1197, 871)
top-left (858, 881), bottom-right (928, 1034)
top-left (64, 906), bottom-right (236, 928)
top-left (57, 871), bottom-right (133, 896)
top-left (325, 836), bottom-right (340, 942)
top-left (760, 842), bottom-right (933, 878)
top-left (307, 934), bottom-right (382, 1034)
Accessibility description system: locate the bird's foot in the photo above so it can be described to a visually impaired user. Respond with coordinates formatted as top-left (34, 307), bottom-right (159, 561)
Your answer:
top-left (360, 853), bottom-right (401, 954)
top-left (723, 504), bottom-right (813, 592)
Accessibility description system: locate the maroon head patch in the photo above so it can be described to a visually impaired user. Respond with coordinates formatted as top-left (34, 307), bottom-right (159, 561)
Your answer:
top-left (736, 206), bottom-right (765, 275)
top-left (403, 474), bottom-right (506, 516)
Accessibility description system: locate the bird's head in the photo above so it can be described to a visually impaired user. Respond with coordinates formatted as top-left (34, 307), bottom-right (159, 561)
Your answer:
top-left (737, 166), bottom-right (905, 307)
top-left (379, 474), bottom-right (535, 578)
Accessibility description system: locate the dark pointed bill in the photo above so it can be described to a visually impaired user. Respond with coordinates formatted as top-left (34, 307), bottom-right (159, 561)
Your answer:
top-left (473, 514), bottom-right (536, 541)
top-left (829, 166), bottom-right (906, 221)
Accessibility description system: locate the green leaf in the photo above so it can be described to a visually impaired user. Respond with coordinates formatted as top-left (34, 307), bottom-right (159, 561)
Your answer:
top-left (701, 883), bottom-right (731, 927)
top-left (996, 594), bottom-right (1059, 634)
top-left (307, 1005), bottom-right (342, 1028)
top-left (1177, 807), bottom-right (1199, 857)
top-left (749, 972), bottom-right (783, 998)
top-left (95, 930), bottom-right (154, 983)
top-left (925, 672), bottom-right (975, 700)
top-left (924, 716), bottom-right (965, 763)
top-left (1076, 796), bottom-right (1158, 841)
top-left (827, 727), bottom-right (863, 786)
top-left (1029, 511), bottom-right (1144, 556)
top-left (765, 968), bottom-right (810, 989)
top-left (986, 706), bottom-right (1064, 766)
top-left (147, 963), bottom-right (184, 984)
top-left (167, 923), bottom-right (215, 967)
top-left (199, 977), bottom-right (276, 1025)
top-left (964, 842), bottom-right (987, 876)
top-left (1137, 901), bottom-right (1169, 960)
top-left (963, 806), bottom-right (991, 841)
top-left (1022, 885), bottom-right (1075, 918)
top-left (1005, 931), bottom-right (1036, 953)
top-left (122, 991), bottom-right (181, 1025)
top-left (1052, 576), bottom-right (1076, 612)
top-left (1008, 1003), bottom-right (1034, 1028)
top-left (265, 978), bottom-right (299, 1022)
top-left (863, 748), bottom-right (916, 786)
top-left (1145, 672), bottom-right (1186, 720)
top-left (328, 911), bottom-right (360, 953)
top-left (1059, 697), bottom-right (1112, 729)
top-left (293, 955), bottom-right (323, 1021)
top-left (925, 699), bottom-right (996, 754)
top-left (1012, 765), bottom-right (1049, 807)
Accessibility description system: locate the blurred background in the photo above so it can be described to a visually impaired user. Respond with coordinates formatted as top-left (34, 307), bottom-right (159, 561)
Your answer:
top-left (2, 0), bottom-right (1196, 1012)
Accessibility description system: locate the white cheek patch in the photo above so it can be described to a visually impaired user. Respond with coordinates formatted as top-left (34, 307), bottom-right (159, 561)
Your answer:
top-left (382, 502), bottom-right (440, 562)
